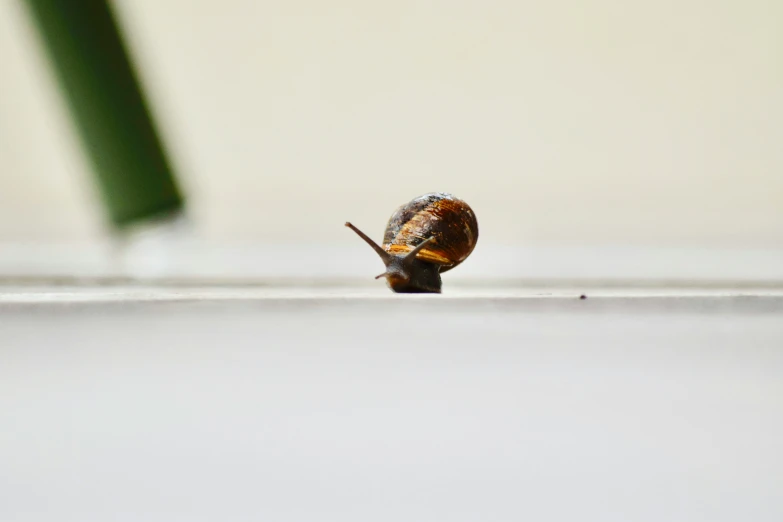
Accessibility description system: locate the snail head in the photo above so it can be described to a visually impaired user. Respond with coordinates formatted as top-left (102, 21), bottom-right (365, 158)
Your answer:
top-left (345, 222), bottom-right (438, 293)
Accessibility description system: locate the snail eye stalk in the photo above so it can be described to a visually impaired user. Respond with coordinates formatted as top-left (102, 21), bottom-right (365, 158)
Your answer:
top-left (345, 222), bottom-right (391, 264)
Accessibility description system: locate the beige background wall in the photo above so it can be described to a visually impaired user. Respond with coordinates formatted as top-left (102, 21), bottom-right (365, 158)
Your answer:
top-left (1, 0), bottom-right (781, 278)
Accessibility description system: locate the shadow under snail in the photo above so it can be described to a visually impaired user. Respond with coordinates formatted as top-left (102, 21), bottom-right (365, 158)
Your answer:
top-left (345, 192), bottom-right (478, 293)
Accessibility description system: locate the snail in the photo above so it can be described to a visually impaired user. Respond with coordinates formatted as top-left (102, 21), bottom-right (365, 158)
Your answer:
top-left (345, 192), bottom-right (478, 293)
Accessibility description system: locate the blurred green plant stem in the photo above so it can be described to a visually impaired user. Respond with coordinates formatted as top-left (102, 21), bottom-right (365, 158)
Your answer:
top-left (22, 0), bottom-right (184, 230)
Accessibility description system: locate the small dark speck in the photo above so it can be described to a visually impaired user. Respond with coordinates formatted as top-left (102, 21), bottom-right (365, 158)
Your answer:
top-left (579, 294), bottom-right (587, 300)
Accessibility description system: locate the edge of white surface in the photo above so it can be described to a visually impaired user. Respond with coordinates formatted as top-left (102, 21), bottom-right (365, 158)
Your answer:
top-left (2, 287), bottom-right (783, 319)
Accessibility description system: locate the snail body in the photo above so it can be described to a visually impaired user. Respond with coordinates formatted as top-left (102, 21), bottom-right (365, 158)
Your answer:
top-left (345, 192), bottom-right (478, 293)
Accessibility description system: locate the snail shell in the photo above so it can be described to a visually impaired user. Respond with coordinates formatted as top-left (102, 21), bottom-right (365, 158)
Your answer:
top-left (382, 192), bottom-right (478, 273)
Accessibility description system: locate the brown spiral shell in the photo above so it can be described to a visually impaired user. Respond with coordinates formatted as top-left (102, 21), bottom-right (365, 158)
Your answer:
top-left (382, 192), bottom-right (478, 273)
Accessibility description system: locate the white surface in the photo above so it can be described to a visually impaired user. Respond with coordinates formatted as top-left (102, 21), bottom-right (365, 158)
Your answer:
top-left (2, 285), bottom-right (783, 303)
top-left (1, 288), bottom-right (782, 521)
top-left (2, 240), bottom-right (783, 282)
